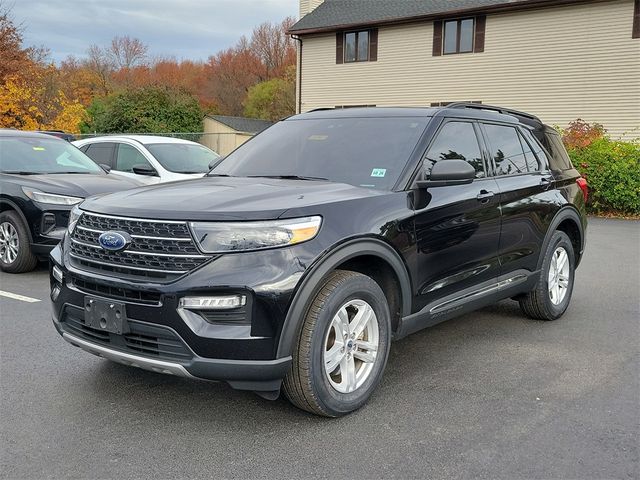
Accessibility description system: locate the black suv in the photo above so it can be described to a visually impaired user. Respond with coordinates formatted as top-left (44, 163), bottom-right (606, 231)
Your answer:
top-left (50, 105), bottom-right (587, 416)
top-left (0, 130), bottom-right (141, 273)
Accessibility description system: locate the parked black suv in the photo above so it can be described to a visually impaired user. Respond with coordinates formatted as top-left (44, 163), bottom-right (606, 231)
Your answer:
top-left (0, 130), bottom-right (141, 273)
top-left (50, 105), bottom-right (587, 416)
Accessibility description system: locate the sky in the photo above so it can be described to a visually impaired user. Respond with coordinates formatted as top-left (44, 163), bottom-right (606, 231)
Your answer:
top-left (11, 0), bottom-right (299, 63)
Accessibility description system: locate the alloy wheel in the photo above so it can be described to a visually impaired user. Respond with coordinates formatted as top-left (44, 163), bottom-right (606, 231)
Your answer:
top-left (0, 222), bottom-right (19, 264)
top-left (323, 299), bottom-right (379, 393)
top-left (548, 246), bottom-right (570, 305)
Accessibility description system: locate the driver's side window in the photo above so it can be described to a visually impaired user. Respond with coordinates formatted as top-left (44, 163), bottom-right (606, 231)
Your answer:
top-left (424, 121), bottom-right (485, 179)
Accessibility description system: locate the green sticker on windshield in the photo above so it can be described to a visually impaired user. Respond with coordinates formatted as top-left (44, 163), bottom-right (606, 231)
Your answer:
top-left (371, 168), bottom-right (386, 177)
top-left (33, 146), bottom-right (45, 151)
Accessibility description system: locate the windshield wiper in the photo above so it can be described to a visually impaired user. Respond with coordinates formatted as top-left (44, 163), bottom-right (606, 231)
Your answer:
top-left (1, 171), bottom-right (40, 175)
top-left (48, 171), bottom-right (91, 174)
top-left (247, 175), bottom-right (329, 181)
top-left (207, 173), bottom-right (235, 177)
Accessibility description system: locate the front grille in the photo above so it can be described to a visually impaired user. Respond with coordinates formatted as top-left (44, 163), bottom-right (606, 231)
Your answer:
top-left (69, 212), bottom-right (209, 281)
top-left (62, 306), bottom-right (192, 362)
top-left (71, 275), bottom-right (162, 305)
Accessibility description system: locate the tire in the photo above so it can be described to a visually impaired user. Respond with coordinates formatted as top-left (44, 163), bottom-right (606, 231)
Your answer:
top-left (519, 231), bottom-right (575, 321)
top-left (0, 211), bottom-right (38, 273)
top-left (283, 270), bottom-right (391, 417)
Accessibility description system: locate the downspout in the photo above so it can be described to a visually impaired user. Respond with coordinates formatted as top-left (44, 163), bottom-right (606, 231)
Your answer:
top-left (292, 34), bottom-right (303, 114)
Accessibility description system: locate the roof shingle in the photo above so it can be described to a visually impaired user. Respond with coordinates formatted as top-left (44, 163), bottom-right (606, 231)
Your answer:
top-left (290, 0), bottom-right (557, 33)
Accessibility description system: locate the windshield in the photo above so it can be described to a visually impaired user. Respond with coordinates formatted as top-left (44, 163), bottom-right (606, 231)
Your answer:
top-left (146, 143), bottom-right (220, 174)
top-left (212, 116), bottom-right (430, 190)
top-left (0, 137), bottom-right (103, 174)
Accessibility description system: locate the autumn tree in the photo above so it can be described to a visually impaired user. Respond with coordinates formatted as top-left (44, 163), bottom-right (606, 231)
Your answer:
top-left (0, 3), bottom-right (31, 81)
top-left (249, 17), bottom-right (297, 78)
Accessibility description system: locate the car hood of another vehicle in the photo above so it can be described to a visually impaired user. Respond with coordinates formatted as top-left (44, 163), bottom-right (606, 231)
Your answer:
top-left (79, 176), bottom-right (387, 221)
top-left (3, 172), bottom-right (143, 199)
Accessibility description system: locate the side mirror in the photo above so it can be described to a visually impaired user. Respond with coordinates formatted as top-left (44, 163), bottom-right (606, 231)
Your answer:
top-left (99, 163), bottom-right (111, 173)
top-left (132, 164), bottom-right (158, 176)
top-left (417, 159), bottom-right (475, 188)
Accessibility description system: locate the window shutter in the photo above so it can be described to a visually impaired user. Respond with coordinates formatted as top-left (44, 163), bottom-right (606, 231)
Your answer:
top-left (369, 28), bottom-right (379, 61)
top-left (336, 31), bottom-right (344, 64)
top-left (633, 0), bottom-right (640, 39)
top-left (432, 20), bottom-right (443, 56)
top-left (474, 15), bottom-right (486, 52)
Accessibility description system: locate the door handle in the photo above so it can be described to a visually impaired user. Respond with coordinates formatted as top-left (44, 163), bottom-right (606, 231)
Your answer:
top-left (540, 176), bottom-right (554, 190)
top-left (476, 190), bottom-right (495, 203)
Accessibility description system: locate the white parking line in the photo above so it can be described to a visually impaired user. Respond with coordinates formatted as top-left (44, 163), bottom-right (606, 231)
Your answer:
top-left (0, 290), bottom-right (41, 303)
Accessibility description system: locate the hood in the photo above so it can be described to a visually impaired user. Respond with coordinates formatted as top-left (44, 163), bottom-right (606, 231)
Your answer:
top-left (4, 173), bottom-right (142, 198)
top-left (80, 176), bottom-right (385, 221)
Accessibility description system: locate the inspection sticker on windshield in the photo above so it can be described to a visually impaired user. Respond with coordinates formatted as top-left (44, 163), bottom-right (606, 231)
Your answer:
top-left (371, 168), bottom-right (386, 177)
top-left (32, 146), bottom-right (45, 151)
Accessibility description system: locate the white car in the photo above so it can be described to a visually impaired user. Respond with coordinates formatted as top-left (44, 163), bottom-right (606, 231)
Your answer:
top-left (73, 135), bottom-right (220, 185)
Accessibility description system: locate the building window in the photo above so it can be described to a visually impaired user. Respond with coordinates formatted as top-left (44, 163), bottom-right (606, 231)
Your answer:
top-left (336, 29), bottom-right (378, 63)
top-left (433, 16), bottom-right (486, 56)
top-left (444, 18), bottom-right (475, 54)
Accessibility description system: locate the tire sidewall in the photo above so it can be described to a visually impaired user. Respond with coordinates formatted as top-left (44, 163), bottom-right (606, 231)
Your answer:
top-left (541, 231), bottom-right (575, 319)
top-left (308, 274), bottom-right (391, 415)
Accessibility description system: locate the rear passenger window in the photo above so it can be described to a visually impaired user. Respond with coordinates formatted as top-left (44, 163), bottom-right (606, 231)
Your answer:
top-left (545, 132), bottom-right (573, 170)
top-left (84, 143), bottom-right (115, 166)
top-left (425, 121), bottom-right (485, 178)
top-left (521, 128), bottom-right (547, 170)
top-left (484, 124), bottom-right (530, 176)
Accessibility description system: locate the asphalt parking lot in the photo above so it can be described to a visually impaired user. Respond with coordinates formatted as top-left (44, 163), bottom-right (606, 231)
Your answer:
top-left (1, 217), bottom-right (638, 479)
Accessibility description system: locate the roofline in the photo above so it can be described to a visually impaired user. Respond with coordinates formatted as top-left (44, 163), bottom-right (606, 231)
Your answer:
top-left (288, 0), bottom-right (601, 35)
top-left (205, 114), bottom-right (272, 134)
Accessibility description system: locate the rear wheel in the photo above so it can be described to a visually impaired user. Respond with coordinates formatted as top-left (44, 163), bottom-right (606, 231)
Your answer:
top-left (519, 230), bottom-right (575, 320)
top-left (283, 270), bottom-right (391, 417)
top-left (0, 211), bottom-right (38, 273)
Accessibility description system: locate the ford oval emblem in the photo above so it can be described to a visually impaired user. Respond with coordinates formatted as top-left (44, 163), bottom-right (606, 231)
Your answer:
top-left (98, 231), bottom-right (131, 252)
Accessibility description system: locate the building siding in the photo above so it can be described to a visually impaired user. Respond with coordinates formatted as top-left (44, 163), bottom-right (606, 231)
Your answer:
top-left (299, 0), bottom-right (640, 139)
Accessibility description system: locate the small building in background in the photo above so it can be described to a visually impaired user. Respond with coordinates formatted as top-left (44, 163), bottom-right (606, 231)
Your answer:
top-left (203, 115), bottom-right (273, 155)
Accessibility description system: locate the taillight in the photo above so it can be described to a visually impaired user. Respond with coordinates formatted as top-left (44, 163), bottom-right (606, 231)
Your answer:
top-left (576, 177), bottom-right (588, 203)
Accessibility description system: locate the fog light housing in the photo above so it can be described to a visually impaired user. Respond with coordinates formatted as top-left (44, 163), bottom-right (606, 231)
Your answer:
top-left (51, 285), bottom-right (61, 302)
top-left (179, 295), bottom-right (246, 310)
top-left (52, 265), bottom-right (64, 284)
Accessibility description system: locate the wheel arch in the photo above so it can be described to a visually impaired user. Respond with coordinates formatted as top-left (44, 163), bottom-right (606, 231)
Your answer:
top-left (538, 206), bottom-right (585, 270)
top-left (0, 198), bottom-right (33, 243)
top-left (276, 238), bottom-right (412, 358)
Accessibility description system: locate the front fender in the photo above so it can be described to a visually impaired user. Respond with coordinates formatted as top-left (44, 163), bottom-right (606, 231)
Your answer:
top-left (276, 237), bottom-right (412, 358)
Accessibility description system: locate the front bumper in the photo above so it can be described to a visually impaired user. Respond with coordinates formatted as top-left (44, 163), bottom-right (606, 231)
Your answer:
top-left (48, 238), bottom-right (315, 393)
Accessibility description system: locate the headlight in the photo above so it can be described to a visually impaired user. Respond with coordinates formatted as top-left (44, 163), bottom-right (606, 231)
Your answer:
top-left (189, 216), bottom-right (322, 253)
top-left (22, 187), bottom-right (83, 206)
top-left (67, 205), bottom-right (83, 234)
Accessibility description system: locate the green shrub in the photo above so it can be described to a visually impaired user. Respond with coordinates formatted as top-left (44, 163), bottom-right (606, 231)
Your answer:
top-left (567, 137), bottom-right (640, 215)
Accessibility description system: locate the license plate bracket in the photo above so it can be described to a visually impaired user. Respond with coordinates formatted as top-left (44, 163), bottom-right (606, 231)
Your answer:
top-left (84, 297), bottom-right (128, 334)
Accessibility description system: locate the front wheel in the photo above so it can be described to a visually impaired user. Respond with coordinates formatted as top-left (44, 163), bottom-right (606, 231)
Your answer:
top-left (519, 230), bottom-right (575, 320)
top-left (0, 211), bottom-right (38, 273)
top-left (283, 270), bottom-right (391, 417)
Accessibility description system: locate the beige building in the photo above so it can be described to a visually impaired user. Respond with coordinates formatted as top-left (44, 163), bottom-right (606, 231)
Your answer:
top-left (203, 115), bottom-right (273, 155)
top-left (290, 0), bottom-right (640, 139)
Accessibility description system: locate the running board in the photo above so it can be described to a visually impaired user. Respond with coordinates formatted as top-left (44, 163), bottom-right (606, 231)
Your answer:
top-left (394, 270), bottom-right (539, 340)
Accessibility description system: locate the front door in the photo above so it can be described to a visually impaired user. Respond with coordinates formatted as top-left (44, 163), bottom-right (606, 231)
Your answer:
top-left (412, 120), bottom-right (501, 312)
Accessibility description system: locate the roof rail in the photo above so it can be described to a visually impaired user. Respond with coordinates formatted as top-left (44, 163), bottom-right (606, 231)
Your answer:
top-left (446, 102), bottom-right (542, 124)
top-left (307, 107), bottom-right (336, 113)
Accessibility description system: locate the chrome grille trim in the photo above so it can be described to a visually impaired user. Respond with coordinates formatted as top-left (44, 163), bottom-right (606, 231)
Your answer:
top-left (79, 211), bottom-right (186, 224)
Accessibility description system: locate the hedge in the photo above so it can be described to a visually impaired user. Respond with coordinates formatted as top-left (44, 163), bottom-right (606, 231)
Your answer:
top-left (561, 121), bottom-right (640, 216)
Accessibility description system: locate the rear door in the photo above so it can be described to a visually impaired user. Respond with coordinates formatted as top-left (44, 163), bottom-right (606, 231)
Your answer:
top-left (412, 119), bottom-right (501, 312)
top-left (480, 122), bottom-right (553, 275)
